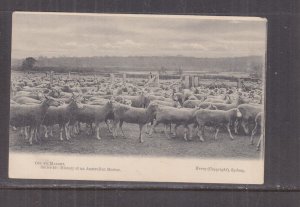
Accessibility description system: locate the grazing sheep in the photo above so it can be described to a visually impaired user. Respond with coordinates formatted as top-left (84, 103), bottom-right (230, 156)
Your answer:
top-left (10, 96), bottom-right (61, 145)
top-left (195, 108), bottom-right (242, 141)
top-left (112, 102), bottom-right (158, 143)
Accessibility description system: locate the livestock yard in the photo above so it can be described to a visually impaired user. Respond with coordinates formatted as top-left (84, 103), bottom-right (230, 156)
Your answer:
top-left (9, 70), bottom-right (264, 159)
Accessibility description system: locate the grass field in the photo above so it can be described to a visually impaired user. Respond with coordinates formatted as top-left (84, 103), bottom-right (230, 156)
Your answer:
top-left (9, 124), bottom-right (262, 159)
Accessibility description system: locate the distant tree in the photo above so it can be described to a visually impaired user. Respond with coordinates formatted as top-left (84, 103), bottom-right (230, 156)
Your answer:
top-left (22, 57), bottom-right (37, 70)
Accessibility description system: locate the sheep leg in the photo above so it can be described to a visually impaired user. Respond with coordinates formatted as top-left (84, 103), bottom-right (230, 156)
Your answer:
top-left (105, 119), bottom-right (112, 133)
top-left (257, 134), bottom-right (263, 151)
top-left (148, 120), bottom-right (158, 137)
top-left (24, 127), bottom-right (29, 140)
top-left (34, 127), bottom-right (39, 143)
top-left (241, 120), bottom-right (249, 135)
top-left (96, 123), bottom-right (101, 140)
top-left (139, 124), bottom-right (144, 143)
top-left (29, 126), bottom-right (34, 145)
top-left (86, 123), bottom-right (90, 135)
top-left (44, 126), bottom-right (48, 138)
top-left (226, 124), bottom-right (234, 140)
top-left (192, 123), bottom-right (199, 140)
top-left (75, 123), bottom-right (79, 135)
top-left (74, 123), bottom-right (79, 135)
top-left (112, 120), bottom-right (119, 138)
top-left (67, 122), bottom-right (72, 140)
top-left (77, 122), bottom-right (81, 133)
top-left (214, 127), bottom-right (220, 140)
top-left (49, 126), bottom-right (53, 137)
top-left (87, 123), bottom-right (94, 135)
top-left (145, 122), bottom-right (151, 134)
top-left (68, 125), bottom-right (73, 137)
top-left (65, 124), bottom-right (70, 140)
top-left (189, 124), bottom-right (197, 141)
top-left (234, 120), bottom-right (239, 134)
top-left (250, 122), bottom-right (258, 145)
top-left (20, 127), bottom-right (24, 137)
top-left (172, 124), bottom-right (179, 137)
top-left (164, 124), bottom-right (170, 139)
top-left (197, 125), bottom-right (205, 142)
top-left (119, 121), bottom-right (126, 138)
top-left (71, 122), bottom-right (78, 136)
top-left (91, 123), bottom-right (95, 135)
top-left (59, 125), bottom-right (64, 141)
top-left (183, 126), bottom-right (188, 141)
top-left (146, 120), bottom-right (155, 134)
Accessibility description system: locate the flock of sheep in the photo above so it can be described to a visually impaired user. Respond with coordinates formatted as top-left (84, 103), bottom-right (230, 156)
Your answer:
top-left (10, 72), bottom-right (264, 151)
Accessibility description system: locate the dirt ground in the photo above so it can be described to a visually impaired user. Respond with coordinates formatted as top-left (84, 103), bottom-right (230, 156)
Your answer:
top-left (9, 123), bottom-right (262, 159)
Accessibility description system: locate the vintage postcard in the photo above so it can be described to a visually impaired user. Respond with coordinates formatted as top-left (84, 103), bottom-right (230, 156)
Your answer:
top-left (9, 12), bottom-right (266, 184)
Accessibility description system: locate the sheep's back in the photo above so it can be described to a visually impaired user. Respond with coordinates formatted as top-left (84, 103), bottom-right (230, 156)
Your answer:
top-left (10, 105), bottom-right (42, 126)
top-left (195, 110), bottom-right (228, 124)
top-left (238, 104), bottom-right (262, 120)
top-left (183, 100), bottom-right (203, 108)
top-left (122, 108), bottom-right (148, 123)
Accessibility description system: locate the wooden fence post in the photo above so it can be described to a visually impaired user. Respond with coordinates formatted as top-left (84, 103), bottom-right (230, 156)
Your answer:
top-left (155, 73), bottom-right (160, 86)
top-left (194, 76), bottom-right (199, 87)
top-left (50, 71), bottom-right (54, 86)
top-left (110, 73), bottom-right (115, 84)
top-left (123, 73), bottom-right (126, 83)
top-left (237, 78), bottom-right (241, 88)
top-left (191, 76), bottom-right (195, 87)
top-left (184, 75), bottom-right (190, 88)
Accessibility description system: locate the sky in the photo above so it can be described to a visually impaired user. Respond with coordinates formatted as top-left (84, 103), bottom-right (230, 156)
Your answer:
top-left (12, 12), bottom-right (267, 59)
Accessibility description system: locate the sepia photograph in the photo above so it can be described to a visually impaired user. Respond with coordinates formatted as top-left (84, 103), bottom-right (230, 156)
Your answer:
top-left (9, 12), bottom-right (266, 184)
